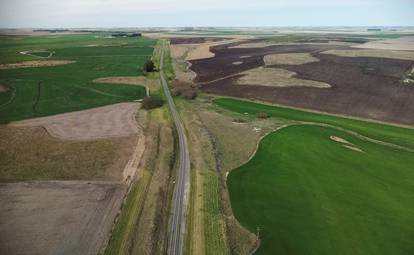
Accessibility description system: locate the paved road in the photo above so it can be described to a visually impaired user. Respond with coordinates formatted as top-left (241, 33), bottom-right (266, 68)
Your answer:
top-left (160, 42), bottom-right (191, 255)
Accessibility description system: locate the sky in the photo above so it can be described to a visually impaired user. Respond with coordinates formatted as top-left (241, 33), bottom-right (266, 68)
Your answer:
top-left (0, 0), bottom-right (413, 28)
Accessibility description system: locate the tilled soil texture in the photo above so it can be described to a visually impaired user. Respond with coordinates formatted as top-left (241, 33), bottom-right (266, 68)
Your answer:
top-left (0, 181), bottom-right (126, 255)
top-left (191, 41), bottom-right (414, 125)
top-left (170, 37), bottom-right (227, 45)
top-left (10, 103), bottom-right (140, 140)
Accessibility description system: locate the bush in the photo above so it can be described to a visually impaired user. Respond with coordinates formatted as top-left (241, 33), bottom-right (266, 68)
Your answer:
top-left (233, 118), bottom-right (247, 123)
top-left (171, 87), bottom-right (184, 96)
top-left (141, 96), bottom-right (163, 109)
top-left (256, 112), bottom-right (269, 119)
top-left (182, 89), bottom-right (198, 100)
top-left (143, 60), bottom-right (155, 72)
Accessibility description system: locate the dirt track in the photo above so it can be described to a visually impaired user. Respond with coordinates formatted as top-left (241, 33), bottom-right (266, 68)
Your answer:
top-left (10, 103), bottom-right (140, 140)
top-left (0, 181), bottom-right (126, 255)
top-left (0, 60), bottom-right (76, 69)
top-left (190, 40), bottom-right (414, 125)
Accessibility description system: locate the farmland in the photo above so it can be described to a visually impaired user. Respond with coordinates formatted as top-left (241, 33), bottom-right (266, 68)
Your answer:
top-left (0, 34), bottom-right (155, 122)
top-left (213, 98), bottom-right (414, 255)
top-left (0, 33), bottom-right (158, 255)
top-left (187, 36), bottom-right (414, 125)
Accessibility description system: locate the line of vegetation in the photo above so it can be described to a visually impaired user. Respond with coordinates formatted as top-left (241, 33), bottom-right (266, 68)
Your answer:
top-left (163, 41), bottom-right (176, 81)
top-left (104, 172), bottom-right (151, 255)
top-left (203, 171), bottom-right (229, 255)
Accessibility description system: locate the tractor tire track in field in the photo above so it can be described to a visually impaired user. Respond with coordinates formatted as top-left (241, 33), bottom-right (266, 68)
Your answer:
top-left (32, 81), bottom-right (43, 114)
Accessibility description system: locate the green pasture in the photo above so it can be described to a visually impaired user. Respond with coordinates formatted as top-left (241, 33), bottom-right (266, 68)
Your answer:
top-left (214, 98), bottom-right (414, 255)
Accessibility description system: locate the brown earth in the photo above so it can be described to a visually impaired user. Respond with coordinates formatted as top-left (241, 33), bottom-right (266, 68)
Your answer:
top-left (353, 36), bottom-right (414, 51)
top-left (171, 39), bottom-right (242, 61)
top-left (264, 53), bottom-right (320, 65)
top-left (321, 49), bottom-right (414, 61)
top-left (0, 125), bottom-right (136, 181)
top-left (0, 84), bottom-right (8, 92)
top-left (10, 103), bottom-right (140, 140)
top-left (189, 40), bottom-right (414, 125)
top-left (0, 60), bottom-right (76, 69)
top-left (0, 181), bottom-right (126, 255)
top-left (170, 37), bottom-right (227, 45)
top-left (237, 67), bottom-right (331, 88)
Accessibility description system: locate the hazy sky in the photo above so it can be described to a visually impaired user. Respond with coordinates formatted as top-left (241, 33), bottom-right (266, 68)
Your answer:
top-left (0, 0), bottom-right (413, 28)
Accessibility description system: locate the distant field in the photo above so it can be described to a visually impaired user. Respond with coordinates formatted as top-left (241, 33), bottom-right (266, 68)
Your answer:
top-left (213, 98), bottom-right (414, 254)
top-left (0, 34), bottom-right (155, 123)
top-left (228, 124), bottom-right (414, 255)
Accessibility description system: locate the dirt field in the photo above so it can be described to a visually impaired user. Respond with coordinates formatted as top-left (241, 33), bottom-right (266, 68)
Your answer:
top-left (0, 181), bottom-right (126, 255)
top-left (10, 103), bottom-right (140, 140)
top-left (321, 49), bottom-right (414, 61)
top-left (0, 125), bottom-right (136, 181)
top-left (237, 67), bottom-right (331, 88)
top-left (354, 36), bottom-right (414, 51)
top-left (189, 39), bottom-right (414, 125)
top-left (170, 37), bottom-right (226, 44)
top-left (170, 38), bottom-right (242, 61)
top-left (264, 53), bottom-right (320, 65)
top-left (0, 60), bottom-right (76, 69)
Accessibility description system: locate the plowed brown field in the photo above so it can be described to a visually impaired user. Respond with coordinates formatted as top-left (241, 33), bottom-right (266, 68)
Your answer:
top-left (189, 39), bottom-right (414, 125)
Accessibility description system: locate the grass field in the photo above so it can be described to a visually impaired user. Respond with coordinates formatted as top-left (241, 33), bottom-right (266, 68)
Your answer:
top-left (0, 34), bottom-right (155, 123)
top-left (214, 98), bottom-right (414, 254)
top-left (213, 98), bottom-right (414, 149)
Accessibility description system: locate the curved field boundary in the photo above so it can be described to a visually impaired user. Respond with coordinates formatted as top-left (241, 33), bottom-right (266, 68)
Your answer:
top-left (0, 84), bottom-right (16, 109)
top-left (20, 50), bottom-right (55, 59)
top-left (233, 121), bottom-right (413, 178)
top-left (227, 121), bottom-right (413, 255)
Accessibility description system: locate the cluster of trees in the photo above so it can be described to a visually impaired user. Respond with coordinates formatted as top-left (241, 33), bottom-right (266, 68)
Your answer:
top-left (171, 81), bottom-right (198, 100)
top-left (143, 60), bottom-right (155, 73)
top-left (142, 96), bottom-right (163, 109)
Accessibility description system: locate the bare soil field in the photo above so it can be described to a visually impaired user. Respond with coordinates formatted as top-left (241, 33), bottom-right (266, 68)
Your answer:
top-left (170, 38), bottom-right (242, 61)
top-left (0, 181), bottom-right (126, 255)
top-left (10, 103), bottom-right (140, 140)
top-left (237, 67), bottom-right (331, 88)
top-left (170, 37), bottom-right (227, 44)
top-left (0, 60), bottom-right (76, 69)
top-left (190, 39), bottom-right (414, 124)
top-left (264, 53), bottom-right (320, 65)
top-left (354, 36), bottom-right (414, 51)
top-left (0, 125), bottom-right (136, 181)
top-left (321, 49), bottom-right (414, 61)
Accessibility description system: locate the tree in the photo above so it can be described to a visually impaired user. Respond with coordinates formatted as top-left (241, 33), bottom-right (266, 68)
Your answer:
top-left (141, 96), bottom-right (163, 109)
top-left (143, 60), bottom-right (155, 72)
top-left (256, 112), bottom-right (269, 119)
top-left (182, 89), bottom-right (198, 100)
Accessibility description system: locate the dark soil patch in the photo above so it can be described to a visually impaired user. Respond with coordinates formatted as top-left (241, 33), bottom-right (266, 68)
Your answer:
top-left (191, 40), bottom-right (414, 125)
top-left (170, 37), bottom-right (227, 45)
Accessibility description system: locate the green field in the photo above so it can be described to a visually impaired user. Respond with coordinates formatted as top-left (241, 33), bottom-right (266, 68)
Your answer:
top-left (0, 34), bottom-right (156, 123)
top-left (214, 98), bottom-right (414, 254)
top-left (213, 98), bottom-right (414, 150)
